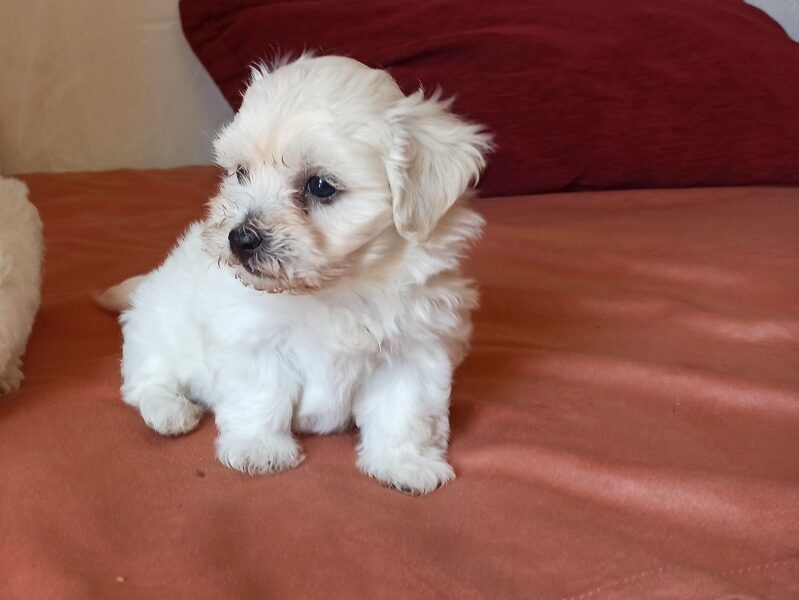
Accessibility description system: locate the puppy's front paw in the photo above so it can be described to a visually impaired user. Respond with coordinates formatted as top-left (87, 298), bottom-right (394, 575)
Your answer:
top-left (0, 364), bottom-right (23, 395)
top-left (216, 432), bottom-right (304, 475)
top-left (139, 393), bottom-right (203, 436)
top-left (357, 446), bottom-right (455, 495)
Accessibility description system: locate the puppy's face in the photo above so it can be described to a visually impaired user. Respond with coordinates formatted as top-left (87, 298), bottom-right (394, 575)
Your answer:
top-left (203, 55), bottom-right (490, 294)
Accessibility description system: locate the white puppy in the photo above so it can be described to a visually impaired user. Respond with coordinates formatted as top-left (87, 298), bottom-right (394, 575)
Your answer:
top-left (109, 55), bottom-right (490, 494)
top-left (0, 177), bottom-right (43, 394)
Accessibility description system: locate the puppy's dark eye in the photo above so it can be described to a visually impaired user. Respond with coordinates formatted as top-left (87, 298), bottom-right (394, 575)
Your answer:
top-left (235, 166), bottom-right (249, 185)
top-left (304, 176), bottom-right (337, 200)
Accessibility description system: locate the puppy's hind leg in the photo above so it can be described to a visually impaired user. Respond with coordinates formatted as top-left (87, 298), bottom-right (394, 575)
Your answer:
top-left (122, 374), bottom-right (203, 436)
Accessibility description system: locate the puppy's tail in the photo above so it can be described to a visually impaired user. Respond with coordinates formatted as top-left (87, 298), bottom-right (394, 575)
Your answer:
top-left (94, 275), bottom-right (146, 312)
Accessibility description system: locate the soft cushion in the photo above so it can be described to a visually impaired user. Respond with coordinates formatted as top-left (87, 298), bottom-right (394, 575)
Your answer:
top-left (2, 167), bottom-right (798, 598)
top-left (0, 177), bottom-right (42, 394)
top-left (179, 0), bottom-right (799, 197)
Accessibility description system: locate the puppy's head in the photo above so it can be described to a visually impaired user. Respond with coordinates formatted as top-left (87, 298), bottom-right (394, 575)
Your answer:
top-left (203, 55), bottom-right (491, 294)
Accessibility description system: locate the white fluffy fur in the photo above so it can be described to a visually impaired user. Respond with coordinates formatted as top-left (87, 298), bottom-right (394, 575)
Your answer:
top-left (0, 177), bottom-right (43, 394)
top-left (113, 55), bottom-right (490, 494)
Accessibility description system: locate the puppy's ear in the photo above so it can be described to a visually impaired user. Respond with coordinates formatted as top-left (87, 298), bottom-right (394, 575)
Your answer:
top-left (385, 90), bottom-right (491, 242)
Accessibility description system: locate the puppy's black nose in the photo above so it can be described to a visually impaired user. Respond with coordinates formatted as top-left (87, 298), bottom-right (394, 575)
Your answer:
top-left (228, 226), bottom-right (263, 260)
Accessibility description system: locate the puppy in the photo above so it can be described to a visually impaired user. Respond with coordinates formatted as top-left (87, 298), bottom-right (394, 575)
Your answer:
top-left (0, 177), bottom-right (43, 394)
top-left (108, 55), bottom-right (490, 494)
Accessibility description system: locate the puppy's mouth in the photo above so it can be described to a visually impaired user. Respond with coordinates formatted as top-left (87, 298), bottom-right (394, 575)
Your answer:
top-left (201, 220), bottom-right (308, 294)
top-left (228, 255), bottom-right (319, 295)
top-left (201, 219), bottom-right (345, 296)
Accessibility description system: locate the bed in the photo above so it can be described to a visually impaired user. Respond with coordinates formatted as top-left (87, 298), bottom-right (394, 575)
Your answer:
top-left (1, 167), bottom-right (797, 599)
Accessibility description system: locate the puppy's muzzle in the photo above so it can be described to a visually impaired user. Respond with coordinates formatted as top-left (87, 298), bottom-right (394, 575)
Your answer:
top-left (228, 226), bottom-right (266, 262)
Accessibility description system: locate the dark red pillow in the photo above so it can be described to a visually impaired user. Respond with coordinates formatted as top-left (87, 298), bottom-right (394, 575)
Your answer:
top-left (179, 0), bottom-right (799, 196)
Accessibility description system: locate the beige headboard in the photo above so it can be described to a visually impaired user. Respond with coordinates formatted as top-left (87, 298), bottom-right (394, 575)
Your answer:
top-left (0, 0), bottom-right (234, 174)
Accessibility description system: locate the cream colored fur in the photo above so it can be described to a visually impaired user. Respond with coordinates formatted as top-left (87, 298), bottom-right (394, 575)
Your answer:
top-left (0, 177), bottom-right (43, 394)
top-left (110, 55), bottom-right (491, 494)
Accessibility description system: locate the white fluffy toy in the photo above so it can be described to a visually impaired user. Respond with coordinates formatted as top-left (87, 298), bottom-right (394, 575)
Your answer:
top-left (103, 55), bottom-right (491, 494)
top-left (0, 177), bottom-right (43, 394)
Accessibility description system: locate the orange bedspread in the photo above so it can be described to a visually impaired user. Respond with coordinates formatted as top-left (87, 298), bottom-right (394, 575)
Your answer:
top-left (2, 167), bottom-right (797, 599)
